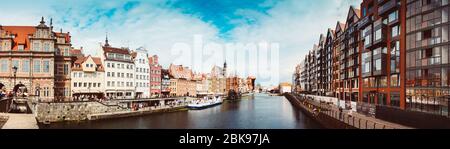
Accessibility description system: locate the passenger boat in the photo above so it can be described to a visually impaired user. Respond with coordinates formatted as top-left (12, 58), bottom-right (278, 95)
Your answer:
top-left (187, 96), bottom-right (223, 110)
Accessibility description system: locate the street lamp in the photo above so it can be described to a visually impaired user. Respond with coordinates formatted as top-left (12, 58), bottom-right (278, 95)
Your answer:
top-left (12, 66), bottom-right (18, 98)
top-left (35, 84), bottom-right (41, 102)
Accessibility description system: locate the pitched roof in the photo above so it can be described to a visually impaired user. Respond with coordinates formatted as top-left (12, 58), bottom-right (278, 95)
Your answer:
top-left (103, 46), bottom-right (130, 55)
top-left (72, 56), bottom-right (105, 72)
top-left (54, 32), bottom-right (71, 43)
top-left (70, 49), bottom-right (83, 56)
top-left (1, 26), bottom-right (36, 50)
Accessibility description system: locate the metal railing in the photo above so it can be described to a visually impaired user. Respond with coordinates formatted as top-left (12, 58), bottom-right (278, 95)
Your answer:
top-left (295, 93), bottom-right (401, 129)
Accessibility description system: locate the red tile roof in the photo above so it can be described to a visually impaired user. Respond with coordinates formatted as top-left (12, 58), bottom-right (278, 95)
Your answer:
top-left (55, 32), bottom-right (71, 43)
top-left (70, 49), bottom-right (83, 56)
top-left (103, 46), bottom-right (130, 55)
top-left (1, 26), bottom-right (36, 50)
top-left (72, 56), bottom-right (105, 72)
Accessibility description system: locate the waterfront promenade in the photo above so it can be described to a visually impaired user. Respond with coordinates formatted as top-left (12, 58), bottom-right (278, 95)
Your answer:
top-left (0, 113), bottom-right (38, 129)
top-left (285, 93), bottom-right (412, 129)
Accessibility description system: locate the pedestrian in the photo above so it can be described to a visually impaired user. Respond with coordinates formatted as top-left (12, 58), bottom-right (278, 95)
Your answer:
top-left (339, 107), bottom-right (343, 120)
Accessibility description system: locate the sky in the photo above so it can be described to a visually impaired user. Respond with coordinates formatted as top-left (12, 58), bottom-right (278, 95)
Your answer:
top-left (0, 0), bottom-right (361, 87)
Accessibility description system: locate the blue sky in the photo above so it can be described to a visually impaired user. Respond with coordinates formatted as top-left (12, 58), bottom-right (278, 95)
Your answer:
top-left (0, 0), bottom-right (361, 86)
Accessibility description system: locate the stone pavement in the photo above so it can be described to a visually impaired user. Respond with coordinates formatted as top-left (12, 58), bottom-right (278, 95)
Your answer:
top-left (0, 113), bottom-right (38, 129)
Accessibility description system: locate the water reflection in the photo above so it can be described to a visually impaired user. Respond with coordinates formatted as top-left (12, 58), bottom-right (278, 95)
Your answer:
top-left (40, 94), bottom-right (323, 129)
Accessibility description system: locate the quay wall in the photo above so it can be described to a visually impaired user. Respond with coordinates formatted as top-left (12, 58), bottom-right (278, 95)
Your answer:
top-left (35, 102), bottom-right (125, 123)
top-left (284, 93), bottom-right (408, 129)
top-left (284, 93), bottom-right (355, 129)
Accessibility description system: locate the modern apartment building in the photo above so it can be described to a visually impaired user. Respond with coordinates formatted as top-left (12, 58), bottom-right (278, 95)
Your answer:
top-left (405, 0), bottom-right (449, 116)
top-left (296, 0), bottom-right (450, 118)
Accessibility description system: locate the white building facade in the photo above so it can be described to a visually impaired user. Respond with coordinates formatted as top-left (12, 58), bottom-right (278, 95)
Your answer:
top-left (133, 47), bottom-right (150, 98)
top-left (71, 55), bottom-right (105, 101)
top-left (101, 40), bottom-right (135, 99)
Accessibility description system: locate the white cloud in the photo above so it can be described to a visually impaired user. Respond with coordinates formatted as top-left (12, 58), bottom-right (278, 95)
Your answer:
top-left (229, 0), bottom-right (361, 86)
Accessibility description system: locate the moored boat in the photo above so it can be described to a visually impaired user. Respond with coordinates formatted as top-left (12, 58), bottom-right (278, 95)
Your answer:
top-left (187, 96), bottom-right (223, 110)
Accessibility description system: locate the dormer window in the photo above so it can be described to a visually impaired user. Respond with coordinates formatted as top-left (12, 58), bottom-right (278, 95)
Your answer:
top-left (18, 45), bottom-right (24, 51)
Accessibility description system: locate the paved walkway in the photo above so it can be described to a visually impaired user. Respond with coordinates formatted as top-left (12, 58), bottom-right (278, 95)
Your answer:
top-left (0, 113), bottom-right (38, 129)
top-left (293, 94), bottom-right (413, 129)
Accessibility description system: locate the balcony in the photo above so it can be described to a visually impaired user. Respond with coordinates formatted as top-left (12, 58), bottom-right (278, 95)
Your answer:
top-left (358, 15), bottom-right (372, 29)
top-left (378, 0), bottom-right (399, 15)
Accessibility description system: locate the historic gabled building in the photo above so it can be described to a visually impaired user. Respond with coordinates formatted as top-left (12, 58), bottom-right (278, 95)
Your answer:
top-left (317, 34), bottom-right (326, 96)
top-left (149, 55), bottom-right (162, 97)
top-left (132, 47), bottom-right (150, 98)
top-left (54, 29), bottom-right (75, 101)
top-left (332, 21), bottom-right (346, 100)
top-left (0, 17), bottom-right (73, 102)
top-left (168, 64), bottom-right (196, 97)
top-left (101, 37), bottom-right (135, 99)
top-left (323, 29), bottom-right (335, 96)
top-left (341, 6), bottom-right (361, 110)
top-left (160, 69), bottom-right (171, 97)
top-left (71, 55), bottom-right (105, 101)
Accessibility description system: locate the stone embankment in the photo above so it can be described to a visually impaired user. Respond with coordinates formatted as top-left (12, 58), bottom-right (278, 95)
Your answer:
top-left (284, 93), bottom-right (412, 129)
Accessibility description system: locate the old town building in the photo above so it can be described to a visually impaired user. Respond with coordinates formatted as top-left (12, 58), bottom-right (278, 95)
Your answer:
top-left (71, 55), bottom-right (105, 101)
top-left (209, 63), bottom-right (227, 95)
top-left (149, 55), bottom-right (162, 97)
top-left (0, 17), bottom-right (71, 102)
top-left (101, 37), bottom-right (135, 99)
top-left (132, 47), bottom-right (150, 98)
top-left (161, 69), bottom-right (171, 97)
top-left (168, 64), bottom-right (196, 97)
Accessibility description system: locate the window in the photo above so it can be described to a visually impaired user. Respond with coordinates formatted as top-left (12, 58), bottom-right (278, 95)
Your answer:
top-left (378, 77), bottom-right (387, 87)
top-left (391, 25), bottom-right (400, 37)
top-left (44, 43), bottom-right (50, 51)
top-left (64, 48), bottom-right (69, 56)
top-left (0, 60), bottom-right (7, 72)
top-left (74, 82), bottom-right (77, 87)
top-left (43, 60), bottom-right (50, 72)
top-left (377, 93), bottom-right (387, 106)
top-left (375, 28), bottom-right (382, 41)
top-left (423, 29), bottom-right (432, 39)
top-left (375, 59), bottom-right (382, 71)
top-left (391, 41), bottom-right (400, 73)
top-left (22, 60), bottom-right (29, 72)
top-left (33, 43), bottom-right (40, 51)
top-left (388, 11), bottom-right (398, 23)
top-left (63, 64), bottom-right (69, 75)
top-left (18, 45), bottom-right (24, 51)
top-left (33, 60), bottom-right (40, 72)
top-left (107, 72), bottom-right (110, 77)
top-left (390, 92), bottom-right (400, 107)
top-left (391, 74), bottom-right (400, 87)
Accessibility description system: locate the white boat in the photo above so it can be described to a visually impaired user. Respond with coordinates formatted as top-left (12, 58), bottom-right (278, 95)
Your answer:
top-left (187, 96), bottom-right (223, 110)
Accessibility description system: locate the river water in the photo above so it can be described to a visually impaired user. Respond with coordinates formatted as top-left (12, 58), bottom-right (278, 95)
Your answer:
top-left (39, 93), bottom-right (323, 129)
